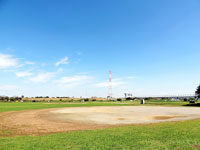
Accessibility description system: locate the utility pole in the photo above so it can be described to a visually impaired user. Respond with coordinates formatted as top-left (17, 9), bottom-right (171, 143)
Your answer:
top-left (108, 70), bottom-right (112, 99)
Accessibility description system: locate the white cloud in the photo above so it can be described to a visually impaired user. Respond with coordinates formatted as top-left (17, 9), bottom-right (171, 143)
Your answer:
top-left (127, 76), bottom-right (136, 79)
top-left (55, 57), bottom-right (68, 66)
top-left (25, 61), bottom-right (35, 65)
top-left (56, 75), bottom-right (93, 87)
top-left (94, 78), bottom-right (126, 88)
top-left (16, 64), bottom-right (25, 68)
top-left (0, 85), bottom-right (20, 91)
top-left (77, 72), bottom-right (89, 75)
top-left (57, 68), bottom-right (64, 72)
top-left (16, 71), bottom-right (33, 77)
top-left (56, 75), bottom-right (93, 83)
top-left (57, 82), bottom-right (84, 88)
top-left (0, 54), bottom-right (19, 69)
top-left (29, 72), bottom-right (55, 83)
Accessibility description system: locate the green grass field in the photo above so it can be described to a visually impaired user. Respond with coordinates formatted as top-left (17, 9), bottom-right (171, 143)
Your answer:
top-left (0, 101), bottom-right (190, 112)
top-left (1, 101), bottom-right (200, 150)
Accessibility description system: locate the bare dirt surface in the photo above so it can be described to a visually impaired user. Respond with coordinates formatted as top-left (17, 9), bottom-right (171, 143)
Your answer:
top-left (1, 106), bottom-right (200, 136)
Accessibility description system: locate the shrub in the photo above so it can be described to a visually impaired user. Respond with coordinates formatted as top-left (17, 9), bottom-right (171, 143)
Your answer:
top-left (84, 98), bottom-right (89, 102)
top-left (126, 97), bottom-right (136, 100)
top-left (189, 101), bottom-right (195, 104)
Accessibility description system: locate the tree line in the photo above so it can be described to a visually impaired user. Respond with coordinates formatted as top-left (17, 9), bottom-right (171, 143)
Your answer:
top-left (0, 96), bottom-right (22, 102)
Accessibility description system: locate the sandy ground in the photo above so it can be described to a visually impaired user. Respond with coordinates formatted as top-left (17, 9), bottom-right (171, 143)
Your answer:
top-left (1, 106), bottom-right (200, 136)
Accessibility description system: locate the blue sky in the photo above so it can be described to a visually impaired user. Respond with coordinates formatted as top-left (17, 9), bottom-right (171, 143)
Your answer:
top-left (0, 0), bottom-right (200, 97)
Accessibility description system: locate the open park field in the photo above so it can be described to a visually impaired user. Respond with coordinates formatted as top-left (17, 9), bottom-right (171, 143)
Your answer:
top-left (1, 101), bottom-right (200, 150)
top-left (1, 0), bottom-right (200, 149)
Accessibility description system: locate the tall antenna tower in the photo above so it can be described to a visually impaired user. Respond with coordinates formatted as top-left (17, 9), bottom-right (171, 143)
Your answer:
top-left (108, 70), bottom-right (112, 98)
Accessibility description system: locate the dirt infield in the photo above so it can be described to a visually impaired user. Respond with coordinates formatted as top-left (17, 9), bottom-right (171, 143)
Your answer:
top-left (1, 106), bottom-right (200, 136)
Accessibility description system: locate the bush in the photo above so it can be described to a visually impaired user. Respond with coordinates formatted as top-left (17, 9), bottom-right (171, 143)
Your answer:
top-left (126, 97), bottom-right (134, 100)
top-left (97, 100), bottom-right (103, 102)
top-left (91, 99), bottom-right (96, 102)
top-left (144, 97), bottom-right (152, 100)
top-left (84, 98), bottom-right (89, 102)
top-left (117, 98), bottom-right (122, 101)
top-left (67, 100), bottom-right (73, 102)
top-left (189, 101), bottom-right (195, 104)
top-left (10, 97), bottom-right (16, 102)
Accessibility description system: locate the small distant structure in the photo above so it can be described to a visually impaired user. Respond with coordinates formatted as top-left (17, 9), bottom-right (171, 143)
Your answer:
top-left (124, 93), bottom-right (132, 99)
top-left (124, 93), bottom-right (136, 101)
top-left (91, 96), bottom-right (97, 99)
top-left (171, 98), bottom-right (176, 101)
top-left (107, 96), bottom-right (112, 100)
top-left (140, 99), bottom-right (145, 104)
top-left (171, 98), bottom-right (180, 101)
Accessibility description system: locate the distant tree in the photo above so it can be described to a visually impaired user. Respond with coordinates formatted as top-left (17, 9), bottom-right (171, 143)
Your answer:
top-left (195, 84), bottom-right (200, 98)
top-left (10, 97), bottom-right (16, 102)
top-left (4, 96), bottom-right (9, 102)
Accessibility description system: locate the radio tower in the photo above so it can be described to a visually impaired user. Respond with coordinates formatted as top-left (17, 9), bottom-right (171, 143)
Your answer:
top-left (108, 70), bottom-right (112, 99)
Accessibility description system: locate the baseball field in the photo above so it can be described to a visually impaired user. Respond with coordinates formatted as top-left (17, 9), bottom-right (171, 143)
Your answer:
top-left (0, 101), bottom-right (200, 150)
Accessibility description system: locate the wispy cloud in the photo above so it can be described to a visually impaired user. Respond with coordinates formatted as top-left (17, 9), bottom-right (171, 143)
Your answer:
top-left (127, 76), bottom-right (136, 79)
top-left (93, 78), bottom-right (126, 88)
top-left (55, 57), bottom-right (68, 66)
top-left (16, 71), bottom-right (33, 77)
top-left (0, 54), bottom-right (19, 69)
top-left (25, 61), bottom-right (35, 65)
top-left (77, 72), bottom-right (89, 75)
top-left (0, 85), bottom-right (20, 91)
top-left (56, 75), bottom-right (93, 87)
top-left (57, 68), bottom-right (64, 72)
top-left (29, 72), bottom-right (55, 83)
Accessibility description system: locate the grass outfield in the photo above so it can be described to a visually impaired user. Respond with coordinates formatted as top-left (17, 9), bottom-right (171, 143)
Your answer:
top-left (0, 101), bottom-right (190, 112)
top-left (1, 101), bottom-right (200, 150)
top-left (1, 119), bottom-right (200, 150)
